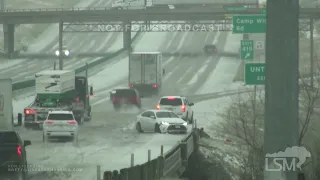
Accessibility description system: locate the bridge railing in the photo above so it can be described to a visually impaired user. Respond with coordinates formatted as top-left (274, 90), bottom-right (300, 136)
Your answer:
top-left (0, 3), bottom-right (263, 13)
top-left (2, 7), bottom-right (114, 12)
top-left (102, 128), bottom-right (199, 180)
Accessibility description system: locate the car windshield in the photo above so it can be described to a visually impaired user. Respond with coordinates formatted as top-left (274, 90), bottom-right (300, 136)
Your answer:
top-left (156, 112), bottom-right (179, 118)
top-left (115, 89), bottom-right (137, 98)
top-left (159, 98), bottom-right (182, 106)
top-left (47, 114), bottom-right (74, 120)
top-left (0, 132), bottom-right (18, 144)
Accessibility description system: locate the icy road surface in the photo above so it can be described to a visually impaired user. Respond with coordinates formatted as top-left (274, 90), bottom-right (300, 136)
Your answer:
top-left (0, 0), bottom-right (130, 83)
top-left (12, 31), bottom-right (243, 179)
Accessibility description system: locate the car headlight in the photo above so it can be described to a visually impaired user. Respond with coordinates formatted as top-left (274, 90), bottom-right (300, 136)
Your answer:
top-left (183, 122), bottom-right (187, 126)
top-left (64, 50), bottom-right (70, 56)
top-left (161, 122), bottom-right (169, 125)
top-left (55, 50), bottom-right (59, 56)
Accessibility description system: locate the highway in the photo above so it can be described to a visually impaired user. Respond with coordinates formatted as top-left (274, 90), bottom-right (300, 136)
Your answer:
top-left (12, 30), bottom-right (230, 179)
top-left (0, 0), bottom-right (120, 83)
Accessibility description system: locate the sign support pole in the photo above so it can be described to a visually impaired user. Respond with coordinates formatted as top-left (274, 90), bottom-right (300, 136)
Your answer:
top-left (58, 21), bottom-right (63, 70)
top-left (310, 18), bottom-right (314, 89)
top-left (252, 84), bottom-right (257, 180)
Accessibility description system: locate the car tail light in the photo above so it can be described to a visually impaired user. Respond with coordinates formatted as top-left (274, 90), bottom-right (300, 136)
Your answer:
top-left (68, 120), bottom-right (77, 125)
top-left (156, 104), bottom-right (160, 110)
top-left (17, 145), bottom-right (22, 156)
top-left (181, 105), bottom-right (186, 112)
top-left (112, 97), bottom-right (119, 102)
top-left (75, 97), bottom-right (80, 102)
top-left (129, 84), bottom-right (134, 88)
top-left (153, 84), bottom-right (157, 88)
top-left (136, 98), bottom-right (139, 102)
top-left (25, 109), bottom-right (35, 114)
top-left (45, 120), bottom-right (54, 124)
top-left (167, 96), bottom-right (175, 100)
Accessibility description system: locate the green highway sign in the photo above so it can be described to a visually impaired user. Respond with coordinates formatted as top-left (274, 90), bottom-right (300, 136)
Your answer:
top-left (261, 8), bottom-right (266, 14)
top-left (232, 15), bottom-right (266, 33)
top-left (241, 40), bottom-right (254, 60)
top-left (225, 6), bottom-right (248, 12)
top-left (244, 63), bottom-right (265, 85)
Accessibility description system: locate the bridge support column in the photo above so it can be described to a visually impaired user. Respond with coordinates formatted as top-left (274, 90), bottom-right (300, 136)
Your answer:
top-left (3, 24), bottom-right (15, 58)
top-left (123, 21), bottom-right (132, 52)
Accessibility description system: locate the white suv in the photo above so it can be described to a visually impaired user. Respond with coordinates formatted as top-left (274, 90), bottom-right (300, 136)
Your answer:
top-left (156, 96), bottom-right (194, 123)
top-left (42, 111), bottom-right (79, 143)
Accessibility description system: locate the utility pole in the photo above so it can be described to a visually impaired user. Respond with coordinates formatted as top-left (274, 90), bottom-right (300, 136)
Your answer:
top-left (58, 21), bottom-right (63, 70)
top-left (310, 18), bottom-right (314, 89)
top-left (264, 0), bottom-right (299, 180)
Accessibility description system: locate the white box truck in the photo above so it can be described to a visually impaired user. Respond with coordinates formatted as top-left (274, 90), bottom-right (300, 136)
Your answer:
top-left (22, 69), bottom-right (93, 129)
top-left (129, 52), bottom-right (163, 96)
top-left (0, 79), bottom-right (14, 130)
top-left (35, 70), bottom-right (75, 100)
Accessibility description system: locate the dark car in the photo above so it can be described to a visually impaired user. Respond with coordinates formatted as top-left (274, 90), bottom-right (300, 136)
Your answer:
top-left (110, 88), bottom-right (142, 111)
top-left (203, 44), bottom-right (217, 55)
top-left (0, 131), bottom-right (31, 180)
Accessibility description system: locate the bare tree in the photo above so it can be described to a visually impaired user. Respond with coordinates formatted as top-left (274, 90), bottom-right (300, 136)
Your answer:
top-left (218, 68), bottom-right (320, 179)
top-left (218, 88), bottom-right (264, 179)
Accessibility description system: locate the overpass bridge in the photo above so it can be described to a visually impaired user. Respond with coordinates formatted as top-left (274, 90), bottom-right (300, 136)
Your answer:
top-left (0, 7), bottom-right (319, 58)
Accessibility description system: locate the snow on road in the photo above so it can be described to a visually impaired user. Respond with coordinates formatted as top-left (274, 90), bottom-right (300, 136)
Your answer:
top-left (196, 57), bottom-right (243, 94)
top-left (9, 30), bottom-right (248, 180)
top-left (0, 59), bottom-right (26, 70)
top-left (196, 33), bottom-right (243, 94)
top-left (224, 32), bottom-right (242, 53)
top-left (27, 0), bottom-right (114, 53)
top-left (88, 56), bottom-right (128, 91)
top-left (133, 32), bottom-right (168, 51)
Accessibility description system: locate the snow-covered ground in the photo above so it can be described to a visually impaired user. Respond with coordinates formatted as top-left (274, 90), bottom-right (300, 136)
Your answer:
top-left (134, 32), bottom-right (168, 51)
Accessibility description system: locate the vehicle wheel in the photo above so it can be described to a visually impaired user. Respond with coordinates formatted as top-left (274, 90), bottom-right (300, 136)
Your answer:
top-left (136, 123), bottom-right (143, 133)
top-left (154, 124), bottom-right (161, 133)
top-left (189, 113), bottom-right (194, 124)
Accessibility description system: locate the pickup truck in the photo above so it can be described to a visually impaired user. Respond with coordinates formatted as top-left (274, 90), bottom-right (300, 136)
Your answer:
top-left (0, 131), bottom-right (31, 180)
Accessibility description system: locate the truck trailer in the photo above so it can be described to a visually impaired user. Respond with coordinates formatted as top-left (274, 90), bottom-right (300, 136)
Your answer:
top-left (0, 79), bottom-right (15, 130)
top-left (21, 69), bottom-right (93, 129)
top-left (128, 52), bottom-right (163, 96)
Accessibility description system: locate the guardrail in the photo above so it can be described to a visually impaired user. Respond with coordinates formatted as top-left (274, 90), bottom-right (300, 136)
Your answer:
top-left (101, 126), bottom-right (200, 180)
top-left (2, 7), bottom-right (115, 12)
top-left (11, 31), bottom-right (141, 91)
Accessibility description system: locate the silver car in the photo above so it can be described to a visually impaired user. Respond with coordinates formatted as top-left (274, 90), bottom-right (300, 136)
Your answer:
top-left (42, 111), bottom-right (78, 142)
